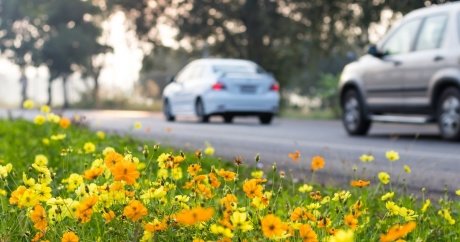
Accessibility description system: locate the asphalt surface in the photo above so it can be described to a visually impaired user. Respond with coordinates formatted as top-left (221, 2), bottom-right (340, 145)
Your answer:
top-left (2, 109), bottom-right (459, 194)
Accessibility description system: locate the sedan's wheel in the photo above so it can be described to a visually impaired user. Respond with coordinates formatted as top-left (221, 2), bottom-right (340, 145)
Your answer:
top-left (437, 87), bottom-right (460, 141)
top-left (163, 100), bottom-right (175, 122)
top-left (223, 115), bottom-right (233, 124)
top-left (259, 114), bottom-right (273, 125)
top-left (195, 99), bottom-right (209, 123)
top-left (342, 89), bottom-right (371, 135)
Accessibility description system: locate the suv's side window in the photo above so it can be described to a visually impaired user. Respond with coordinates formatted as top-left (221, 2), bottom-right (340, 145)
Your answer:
top-left (415, 14), bottom-right (447, 51)
top-left (381, 19), bottom-right (422, 55)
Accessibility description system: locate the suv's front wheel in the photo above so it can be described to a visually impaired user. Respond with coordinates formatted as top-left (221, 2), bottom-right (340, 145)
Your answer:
top-left (342, 89), bottom-right (371, 135)
top-left (437, 87), bottom-right (460, 141)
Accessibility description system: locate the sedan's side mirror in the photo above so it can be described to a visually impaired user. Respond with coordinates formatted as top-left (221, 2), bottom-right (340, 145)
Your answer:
top-left (368, 45), bottom-right (384, 58)
top-left (169, 75), bottom-right (176, 83)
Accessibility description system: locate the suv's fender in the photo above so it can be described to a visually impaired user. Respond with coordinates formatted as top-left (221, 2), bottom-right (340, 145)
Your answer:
top-left (428, 68), bottom-right (460, 108)
top-left (339, 66), bottom-right (367, 107)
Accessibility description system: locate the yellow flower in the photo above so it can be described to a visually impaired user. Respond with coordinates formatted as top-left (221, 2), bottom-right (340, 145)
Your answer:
top-left (378, 172), bottom-right (390, 185)
top-left (0, 163), bottom-right (13, 178)
top-left (34, 154), bottom-right (48, 167)
top-left (204, 146), bottom-right (215, 156)
top-left (403, 165), bottom-right (411, 174)
top-left (34, 115), bottom-right (46, 125)
top-left (47, 113), bottom-right (61, 123)
top-left (83, 142), bottom-right (96, 154)
top-left (210, 224), bottom-right (234, 238)
top-left (23, 99), bottom-right (35, 109)
top-left (42, 138), bottom-right (50, 145)
top-left (40, 105), bottom-right (51, 113)
top-left (328, 229), bottom-right (354, 242)
top-left (438, 209), bottom-right (455, 225)
top-left (96, 131), bottom-right (105, 140)
top-left (62, 173), bottom-right (84, 192)
top-left (171, 167), bottom-right (183, 180)
top-left (0, 189), bottom-right (6, 196)
top-left (359, 154), bottom-right (374, 163)
top-left (332, 190), bottom-right (351, 202)
top-left (385, 150), bottom-right (399, 162)
top-left (421, 199), bottom-right (430, 213)
top-left (456, 189), bottom-right (460, 196)
top-left (251, 170), bottom-right (264, 178)
top-left (134, 121), bottom-right (142, 129)
top-left (299, 184), bottom-right (313, 193)
top-left (230, 211), bottom-right (253, 232)
top-left (381, 192), bottom-right (394, 201)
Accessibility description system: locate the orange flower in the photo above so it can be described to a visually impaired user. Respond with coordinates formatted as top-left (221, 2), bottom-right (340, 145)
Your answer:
top-left (350, 180), bottom-right (370, 188)
top-left (75, 196), bottom-right (98, 223)
top-left (288, 150), bottom-right (301, 162)
top-left (144, 218), bottom-right (168, 232)
top-left (104, 151), bottom-right (124, 169)
top-left (220, 194), bottom-right (238, 211)
top-left (30, 204), bottom-right (47, 232)
top-left (380, 221), bottom-right (416, 242)
top-left (299, 223), bottom-right (318, 242)
top-left (344, 214), bottom-right (358, 230)
top-left (123, 200), bottom-right (148, 222)
top-left (218, 169), bottom-right (236, 181)
top-left (84, 167), bottom-right (104, 180)
top-left (61, 231), bottom-right (79, 242)
top-left (261, 214), bottom-right (287, 238)
top-left (111, 160), bottom-right (139, 185)
top-left (243, 179), bottom-right (263, 198)
top-left (31, 232), bottom-right (45, 242)
top-left (187, 164), bottom-right (202, 176)
top-left (290, 207), bottom-right (316, 222)
top-left (9, 186), bottom-right (27, 205)
top-left (102, 210), bottom-right (116, 223)
top-left (311, 156), bottom-right (325, 171)
top-left (317, 217), bottom-right (331, 228)
top-left (59, 118), bottom-right (71, 129)
top-left (175, 207), bottom-right (214, 226)
top-left (209, 172), bottom-right (221, 188)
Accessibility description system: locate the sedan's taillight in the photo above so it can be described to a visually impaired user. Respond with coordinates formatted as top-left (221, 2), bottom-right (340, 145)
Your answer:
top-left (212, 82), bottom-right (226, 91)
top-left (270, 82), bottom-right (280, 92)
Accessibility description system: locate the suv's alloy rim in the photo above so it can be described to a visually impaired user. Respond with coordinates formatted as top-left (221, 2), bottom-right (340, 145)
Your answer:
top-left (344, 97), bottom-right (359, 131)
top-left (440, 96), bottom-right (460, 137)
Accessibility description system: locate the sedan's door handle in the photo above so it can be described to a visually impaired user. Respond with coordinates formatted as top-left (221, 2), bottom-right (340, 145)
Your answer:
top-left (393, 60), bottom-right (402, 66)
top-left (434, 56), bottom-right (444, 62)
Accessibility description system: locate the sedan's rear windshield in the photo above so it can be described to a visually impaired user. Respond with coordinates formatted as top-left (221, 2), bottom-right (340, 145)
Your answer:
top-left (212, 65), bottom-right (266, 74)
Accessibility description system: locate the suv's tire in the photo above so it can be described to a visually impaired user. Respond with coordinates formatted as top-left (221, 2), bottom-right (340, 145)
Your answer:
top-left (195, 99), bottom-right (210, 123)
top-left (342, 89), bottom-right (371, 135)
top-left (437, 87), bottom-right (460, 141)
top-left (259, 114), bottom-right (273, 125)
top-left (223, 115), bottom-right (233, 124)
top-left (163, 99), bottom-right (175, 122)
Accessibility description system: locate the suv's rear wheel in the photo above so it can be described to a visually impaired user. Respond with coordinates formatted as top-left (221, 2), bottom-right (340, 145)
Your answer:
top-left (163, 99), bottom-right (175, 122)
top-left (223, 115), bottom-right (233, 124)
top-left (342, 89), bottom-right (371, 135)
top-left (437, 87), bottom-right (460, 141)
top-left (195, 99), bottom-right (210, 123)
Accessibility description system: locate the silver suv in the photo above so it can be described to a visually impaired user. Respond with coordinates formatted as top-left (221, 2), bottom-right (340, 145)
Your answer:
top-left (339, 2), bottom-right (460, 141)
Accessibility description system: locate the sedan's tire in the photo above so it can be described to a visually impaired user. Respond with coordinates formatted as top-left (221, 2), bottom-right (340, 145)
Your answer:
top-left (195, 99), bottom-right (210, 123)
top-left (163, 99), bottom-right (175, 122)
top-left (437, 87), bottom-right (460, 141)
top-left (259, 114), bottom-right (273, 125)
top-left (342, 89), bottom-right (371, 135)
top-left (223, 115), bottom-right (233, 124)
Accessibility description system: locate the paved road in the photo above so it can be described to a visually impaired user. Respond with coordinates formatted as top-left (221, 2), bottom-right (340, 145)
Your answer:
top-left (3, 109), bottom-right (459, 194)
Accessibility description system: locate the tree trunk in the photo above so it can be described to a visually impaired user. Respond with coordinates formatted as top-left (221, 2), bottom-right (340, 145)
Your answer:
top-left (93, 72), bottom-right (100, 108)
top-left (47, 78), bottom-right (53, 106)
top-left (62, 75), bottom-right (69, 109)
top-left (19, 67), bottom-right (28, 107)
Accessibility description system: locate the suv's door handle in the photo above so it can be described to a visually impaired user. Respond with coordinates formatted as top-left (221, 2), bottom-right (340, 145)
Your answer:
top-left (434, 56), bottom-right (444, 62)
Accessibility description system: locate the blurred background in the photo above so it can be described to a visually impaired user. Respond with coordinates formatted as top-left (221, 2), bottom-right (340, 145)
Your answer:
top-left (0, 0), bottom-right (451, 118)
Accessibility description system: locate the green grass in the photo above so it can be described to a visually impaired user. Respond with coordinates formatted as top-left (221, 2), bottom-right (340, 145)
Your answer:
top-left (0, 118), bottom-right (459, 241)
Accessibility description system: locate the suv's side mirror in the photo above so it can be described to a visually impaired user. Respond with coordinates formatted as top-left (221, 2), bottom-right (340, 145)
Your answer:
top-left (368, 45), bottom-right (384, 58)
